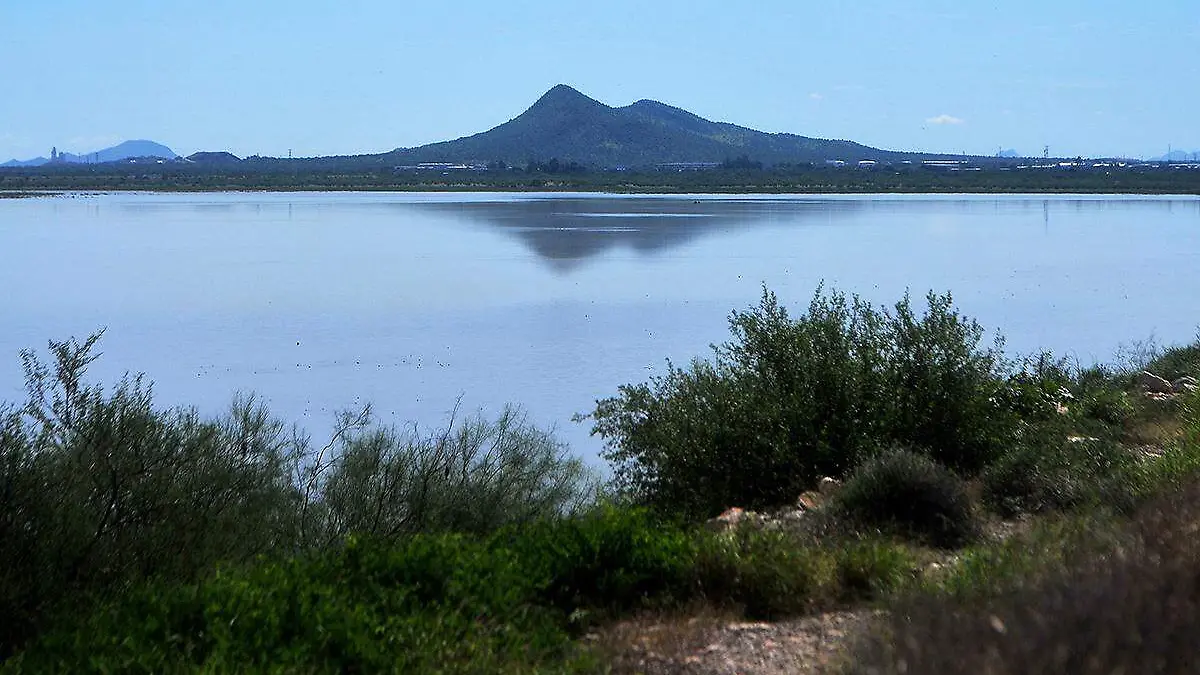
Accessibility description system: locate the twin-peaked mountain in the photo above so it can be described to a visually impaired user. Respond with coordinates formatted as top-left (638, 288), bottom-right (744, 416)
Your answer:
top-left (384, 84), bottom-right (937, 167)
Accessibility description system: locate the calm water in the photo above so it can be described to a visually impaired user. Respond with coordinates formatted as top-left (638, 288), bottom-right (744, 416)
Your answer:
top-left (2, 192), bottom-right (1198, 464)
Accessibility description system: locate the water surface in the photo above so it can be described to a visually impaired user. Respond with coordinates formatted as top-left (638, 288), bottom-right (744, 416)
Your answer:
top-left (2, 192), bottom-right (1197, 463)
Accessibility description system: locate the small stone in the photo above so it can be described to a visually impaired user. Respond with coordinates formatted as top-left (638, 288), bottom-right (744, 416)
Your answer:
top-left (706, 507), bottom-right (746, 532)
top-left (818, 476), bottom-right (842, 497)
top-left (779, 508), bottom-right (807, 522)
top-left (728, 622), bottom-right (772, 631)
top-left (989, 615), bottom-right (1007, 634)
top-left (797, 491), bottom-right (824, 510)
top-left (1173, 376), bottom-right (1198, 393)
top-left (1137, 371), bottom-right (1174, 395)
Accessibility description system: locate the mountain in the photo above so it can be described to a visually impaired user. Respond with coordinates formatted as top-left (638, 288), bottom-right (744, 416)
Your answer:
top-left (385, 84), bottom-right (944, 168)
top-left (185, 151), bottom-right (242, 164)
top-left (2, 140), bottom-right (177, 167)
top-left (1, 156), bottom-right (51, 168)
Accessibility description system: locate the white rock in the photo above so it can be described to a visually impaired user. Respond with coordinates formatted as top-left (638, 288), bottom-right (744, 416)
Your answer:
top-left (1137, 371), bottom-right (1174, 395)
top-left (818, 476), bottom-right (842, 497)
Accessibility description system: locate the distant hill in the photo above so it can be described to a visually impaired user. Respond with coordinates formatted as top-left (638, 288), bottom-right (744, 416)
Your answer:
top-left (186, 151), bottom-right (242, 164)
top-left (384, 85), bottom-right (951, 168)
top-left (2, 140), bottom-right (177, 167)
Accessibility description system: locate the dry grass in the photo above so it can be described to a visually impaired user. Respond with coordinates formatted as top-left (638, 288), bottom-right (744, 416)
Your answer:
top-left (594, 604), bottom-right (743, 674)
top-left (846, 480), bottom-right (1200, 675)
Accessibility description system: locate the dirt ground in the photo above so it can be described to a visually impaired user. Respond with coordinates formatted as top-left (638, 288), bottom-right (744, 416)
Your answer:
top-left (597, 608), bottom-right (883, 675)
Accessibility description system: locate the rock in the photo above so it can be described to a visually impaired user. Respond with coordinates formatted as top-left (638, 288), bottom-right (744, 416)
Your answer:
top-left (707, 507), bottom-right (748, 532)
top-left (1137, 371), bottom-right (1174, 395)
top-left (818, 476), bottom-right (842, 497)
top-left (1173, 376), bottom-right (1198, 394)
top-left (726, 622), bottom-right (772, 632)
top-left (708, 504), bottom-right (810, 533)
top-left (797, 491), bottom-right (825, 510)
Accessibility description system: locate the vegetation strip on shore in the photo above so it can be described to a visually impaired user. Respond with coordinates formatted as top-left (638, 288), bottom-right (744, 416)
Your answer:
top-left (2, 286), bottom-right (1198, 672)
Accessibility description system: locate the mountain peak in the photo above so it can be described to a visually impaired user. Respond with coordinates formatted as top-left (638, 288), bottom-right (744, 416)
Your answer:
top-left (528, 84), bottom-right (606, 112)
top-left (389, 86), bottom-right (917, 168)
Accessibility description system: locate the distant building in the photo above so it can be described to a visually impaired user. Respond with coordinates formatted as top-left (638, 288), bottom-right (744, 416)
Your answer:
top-left (393, 162), bottom-right (487, 172)
top-left (656, 162), bottom-right (721, 171)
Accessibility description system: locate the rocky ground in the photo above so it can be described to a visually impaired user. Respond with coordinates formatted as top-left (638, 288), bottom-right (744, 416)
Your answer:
top-left (598, 608), bottom-right (883, 675)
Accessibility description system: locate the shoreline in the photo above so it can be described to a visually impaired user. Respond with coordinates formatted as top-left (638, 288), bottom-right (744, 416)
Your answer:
top-left (7, 185), bottom-right (1200, 198)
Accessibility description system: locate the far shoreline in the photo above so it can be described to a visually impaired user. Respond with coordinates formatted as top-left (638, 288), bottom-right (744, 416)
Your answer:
top-left (7, 186), bottom-right (1200, 199)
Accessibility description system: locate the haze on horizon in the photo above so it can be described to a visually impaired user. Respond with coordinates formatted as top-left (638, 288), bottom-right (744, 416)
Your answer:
top-left (2, 0), bottom-right (1197, 162)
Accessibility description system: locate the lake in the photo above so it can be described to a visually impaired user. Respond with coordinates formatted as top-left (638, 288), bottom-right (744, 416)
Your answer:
top-left (2, 192), bottom-right (1198, 464)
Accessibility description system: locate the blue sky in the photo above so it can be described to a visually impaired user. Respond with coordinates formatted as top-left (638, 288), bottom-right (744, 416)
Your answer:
top-left (2, 0), bottom-right (1197, 161)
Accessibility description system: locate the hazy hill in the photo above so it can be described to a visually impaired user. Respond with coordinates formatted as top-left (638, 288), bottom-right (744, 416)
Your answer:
top-left (2, 140), bottom-right (176, 167)
top-left (385, 85), bottom-right (942, 168)
top-left (186, 151), bottom-right (242, 164)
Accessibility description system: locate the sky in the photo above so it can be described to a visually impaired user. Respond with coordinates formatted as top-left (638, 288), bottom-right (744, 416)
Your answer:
top-left (2, 0), bottom-right (1198, 161)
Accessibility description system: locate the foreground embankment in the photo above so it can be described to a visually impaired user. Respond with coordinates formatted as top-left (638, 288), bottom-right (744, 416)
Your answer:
top-left (2, 287), bottom-right (1198, 673)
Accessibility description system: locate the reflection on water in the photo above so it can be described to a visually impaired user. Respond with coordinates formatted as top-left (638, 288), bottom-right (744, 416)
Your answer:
top-left (407, 197), bottom-right (868, 272)
top-left (2, 192), bottom-right (1198, 465)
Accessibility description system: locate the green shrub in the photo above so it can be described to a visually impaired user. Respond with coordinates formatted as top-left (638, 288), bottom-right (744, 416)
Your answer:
top-left (1121, 390), bottom-right (1200, 499)
top-left (832, 539), bottom-right (916, 601)
top-left (833, 449), bottom-right (980, 548)
top-left (311, 403), bottom-right (599, 545)
top-left (982, 436), bottom-right (1137, 516)
top-left (588, 285), bottom-right (1016, 521)
top-left (692, 528), bottom-right (825, 618)
top-left (500, 506), bottom-right (696, 626)
top-left (0, 332), bottom-right (598, 658)
top-left (0, 334), bottom-right (305, 655)
top-left (1144, 340), bottom-right (1200, 380)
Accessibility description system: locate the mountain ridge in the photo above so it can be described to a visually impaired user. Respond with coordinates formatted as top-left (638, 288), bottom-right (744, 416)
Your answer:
top-left (384, 84), bottom-right (943, 168)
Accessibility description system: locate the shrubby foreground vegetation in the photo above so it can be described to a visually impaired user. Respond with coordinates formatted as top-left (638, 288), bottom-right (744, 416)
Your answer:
top-left (2, 288), bottom-right (1199, 672)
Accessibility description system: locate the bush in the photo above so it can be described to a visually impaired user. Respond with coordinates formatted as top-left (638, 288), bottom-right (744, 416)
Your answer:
top-left (833, 449), bottom-right (980, 548)
top-left (588, 285), bottom-right (1016, 521)
top-left (309, 402), bottom-right (598, 546)
top-left (692, 528), bottom-right (825, 618)
top-left (982, 436), bottom-right (1137, 516)
top-left (1144, 340), bottom-right (1200, 381)
top-left (502, 506), bottom-right (696, 626)
top-left (849, 481), bottom-right (1200, 675)
top-left (0, 332), bottom-right (598, 658)
top-left (0, 333), bottom-right (304, 655)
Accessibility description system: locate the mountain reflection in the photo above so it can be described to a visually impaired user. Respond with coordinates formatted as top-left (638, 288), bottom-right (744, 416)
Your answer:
top-left (408, 197), bottom-right (868, 273)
